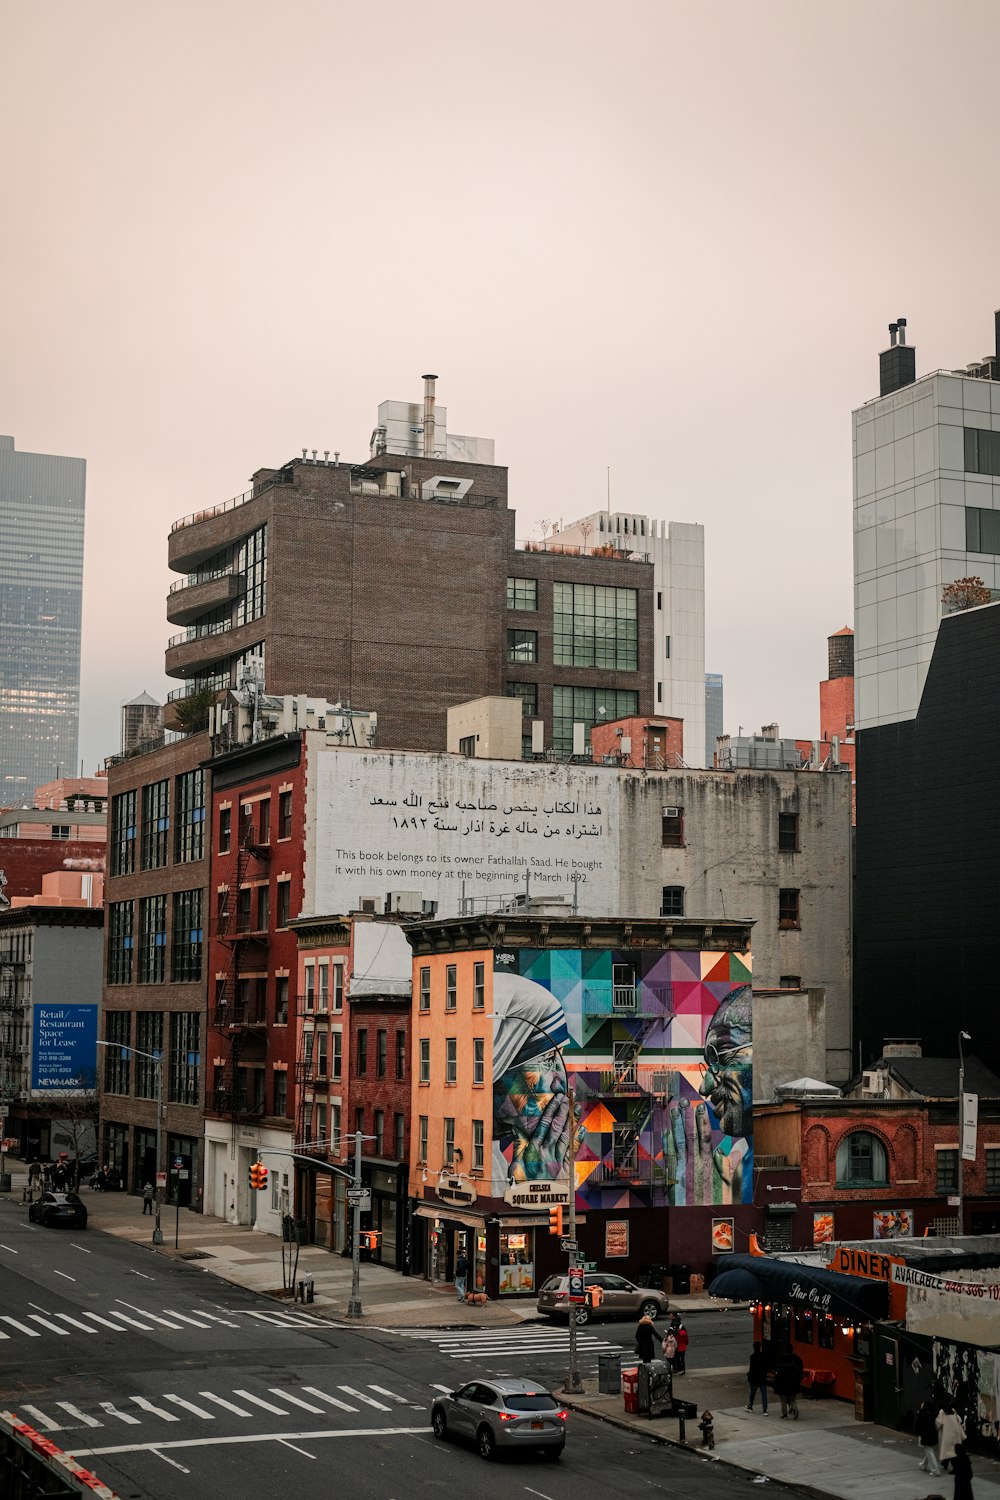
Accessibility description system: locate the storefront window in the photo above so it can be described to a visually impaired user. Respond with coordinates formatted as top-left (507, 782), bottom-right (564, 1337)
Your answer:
top-left (794, 1308), bottom-right (814, 1344)
top-left (474, 1232), bottom-right (487, 1291)
top-left (499, 1230), bottom-right (535, 1295)
top-left (818, 1314), bottom-right (836, 1350)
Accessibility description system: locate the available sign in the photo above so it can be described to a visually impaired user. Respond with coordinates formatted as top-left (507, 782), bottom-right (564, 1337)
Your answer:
top-left (31, 1005), bottom-right (98, 1093)
top-left (891, 1262), bottom-right (1000, 1299)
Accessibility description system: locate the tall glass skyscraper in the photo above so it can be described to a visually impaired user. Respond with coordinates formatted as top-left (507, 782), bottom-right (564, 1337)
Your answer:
top-left (0, 435), bottom-right (86, 801)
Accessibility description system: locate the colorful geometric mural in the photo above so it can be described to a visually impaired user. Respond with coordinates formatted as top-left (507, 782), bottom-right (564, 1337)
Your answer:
top-left (491, 946), bottom-right (753, 1208)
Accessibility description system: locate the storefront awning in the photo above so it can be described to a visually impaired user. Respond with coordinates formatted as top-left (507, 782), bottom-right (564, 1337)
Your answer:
top-left (712, 1253), bottom-right (889, 1321)
top-left (413, 1203), bottom-right (485, 1229)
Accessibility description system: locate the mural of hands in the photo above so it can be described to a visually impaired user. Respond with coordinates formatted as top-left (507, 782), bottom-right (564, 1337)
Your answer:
top-left (495, 1061), bottom-right (575, 1183)
top-left (664, 1100), bottom-right (746, 1204)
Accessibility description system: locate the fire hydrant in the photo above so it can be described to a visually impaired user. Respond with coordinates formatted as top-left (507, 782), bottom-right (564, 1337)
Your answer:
top-left (698, 1410), bottom-right (715, 1450)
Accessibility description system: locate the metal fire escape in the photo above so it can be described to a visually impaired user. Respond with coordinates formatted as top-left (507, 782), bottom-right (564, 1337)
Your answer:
top-left (0, 961), bottom-right (25, 1111)
top-left (212, 809), bottom-right (269, 1132)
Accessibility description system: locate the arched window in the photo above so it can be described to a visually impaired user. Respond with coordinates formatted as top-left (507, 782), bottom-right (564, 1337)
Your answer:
top-left (836, 1132), bottom-right (888, 1186)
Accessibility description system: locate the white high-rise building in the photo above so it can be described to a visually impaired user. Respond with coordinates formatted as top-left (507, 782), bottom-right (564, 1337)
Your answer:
top-left (853, 312), bottom-right (1000, 729)
top-left (545, 512), bottom-right (706, 764)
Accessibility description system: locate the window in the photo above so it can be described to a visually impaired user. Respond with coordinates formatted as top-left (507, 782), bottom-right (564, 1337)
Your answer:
top-left (552, 686), bottom-right (638, 758)
top-left (104, 1011), bottom-right (131, 1094)
top-left (373, 1110), bottom-right (384, 1155)
top-left (169, 1012), bottom-right (200, 1106)
top-left (110, 790), bottom-right (137, 876)
top-left (445, 964), bottom-right (457, 1010)
top-left (507, 628), bottom-right (538, 664)
top-left (418, 1115), bottom-right (428, 1164)
top-left (661, 806), bottom-right (684, 846)
top-left (331, 1104), bottom-right (341, 1154)
top-left (779, 889), bottom-right (801, 929)
top-left (276, 880), bottom-right (291, 929)
top-left (473, 1119), bottom-right (484, 1172)
top-left (473, 961), bottom-right (485, 1010)
top-left (987, 1149), bottom-right (1000, 1194)
top-left (333, 961), bottom-right (344, 1010)
top-left (657, 682), bottom-right (663, 704)
top-left (419, 967), bottom-right (430, 1011)
top-left (664, 636), bottom-right (671, 659)
top-left (258, 798), bottom-right (271, 845)
top-left (779, 975), bottom-right (802, 989)
top-left (275, 975), bottom-right (289, 1025)
top-left (316, 1032), bottom-right (328, 1078)
top-left (175, 770), bottom-right (205, 862)
top-left (459, 734), bottom-right (477, 759)
top-left (171, 890), bottom-right (203, 982)
top-left (553, 582), bottom-right (637, 670)
top-left (394, 1112), bottom-right (405, 1162)
top-left (836, 1132), bottom-right (888, 1187)
top-left (107, 901), bottom-right (134, 985)
top-left (661, 885), bottom-right (685, 917)
top-left (966, 504), bottom-right (1000, 555)
top-left (964, 428), bottom-right (1000, 479)
top-left (419, 1038), bottom-right (430, 1084)
top-left (51, 824), bottom-right (70, 840)
top-left (236, 886), bottom-right (251, 932)
top-left (135, 1012), bottom-right (163, 1099)
top-left (138, 895), bottom-right (167, 983)
top-left (278, 789), bottom-right (293, 839)
top-left (444, 1117), bottom-right (456, 1167)
top-left (779, 812), bottom-right (799, 852)
top-left (656, 591), bottom-right (662, 610)
top-left (140, 780), bottom-right (170, 870)
top-left (357, 1030), bottom-right (368, 1077)
top-left (270, 1070), bottom-right (286, 1118)
top-left (506, 682), bottom-right (538, 719)
top-left (473, 1037), bottom-right (485, 1085)
top-left (395, 1030), bottom-right (406, 1080)
top-left (936, 1149), bottom-right (959, 1195)
top-left (303, 962), bottom-right (315, 1012)
top-left (219, 805), bottom-right (231, 854)
top-left (446, 1037), bottom-right (457, 1084)
top-left (316, 960), bottom-right (329, 1012)
top-left (332, 1030), bottom-right (342, 1080)
top-left (377, 1029), bottom-right (387, 1078)
top-left (506, 577), bottom-right (538, 611)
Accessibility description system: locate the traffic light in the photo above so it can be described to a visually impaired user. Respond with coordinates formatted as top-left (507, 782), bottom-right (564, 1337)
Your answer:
top-left (249, 1160), bottom-right (268, 1191)
top-left (548, 1205), bottom-right (564, 1237)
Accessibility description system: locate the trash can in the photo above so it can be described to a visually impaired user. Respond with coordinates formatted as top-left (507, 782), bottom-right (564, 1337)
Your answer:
top-left (598, 1353), bottom-right (621, 1395)
top-left (670, 1263), bottom-right (691, 1295)
top-left (637, 1359), bottom-right (673, 1418)
top-left (0, 1174), bottom-right (10, 1194)
top-left (622, 1366), bottom-right (640, 1414)
top-left (296, 1277), bottom-right (315, 1304)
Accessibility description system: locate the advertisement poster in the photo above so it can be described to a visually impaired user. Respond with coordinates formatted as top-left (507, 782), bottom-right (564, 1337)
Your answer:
top-left (711, 1217), bottom-right (735, 1253)
top-left (813, 1212), bottom-right (835, 1245)
top-left (605, 1220), bottom-right (629, 1258)
top-left (873, 1208), bottom-right (913, 1239)
top-left (31, 1005), bottom-right (98, 1092)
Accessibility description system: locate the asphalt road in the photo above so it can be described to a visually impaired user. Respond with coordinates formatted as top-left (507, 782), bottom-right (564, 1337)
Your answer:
top-left (0, 1201), bottom-right (774, 1500)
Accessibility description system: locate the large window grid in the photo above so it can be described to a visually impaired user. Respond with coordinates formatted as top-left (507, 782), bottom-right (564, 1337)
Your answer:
top-left (107, 901), bottom-right (134, 985)
top-left (552, 686), bottom-right (638, 757)
top-left (139, 895), bottom-right (167, 984)
top-left (553, 582), bottom-right (638, 670)
top-left (965, 504), bottom-right (1000, 555)
top-left (104, 1011), bottom-right (131, 1094)
top-left (171, 890), bottom-right (204, 983)
top-left (110, 791), bottom-right (136, 877)
top-left (140, 780), bottom-right (170, 870)
top-left (175, 770), bottom-right (206, 863)
top-left (506, 629), bottom-right (538, 664)
top-left (235, 525), bottom-right (268, 626)
top-left (169, 1012), bottom-right (201, 1106)
top-left (964, 428), bottom-right (1000, 478)
top-left (135, 1012), bottom-right (164, 1099)
top-left (506, 577), bottom-right (538, 611)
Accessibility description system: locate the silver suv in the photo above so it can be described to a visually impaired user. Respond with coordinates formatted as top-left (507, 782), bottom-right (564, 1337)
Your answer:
top-left (431, 1378), bottom-right (567, 1460)
top-left (537, 1271), bottom-right (668, 1325)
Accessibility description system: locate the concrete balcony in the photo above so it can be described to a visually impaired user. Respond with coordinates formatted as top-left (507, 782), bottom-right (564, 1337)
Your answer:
top-left (166, 571), bottom-right (241, 626)
top-left (581, 983), bottom-right (671, 1017)
top-left (168, 471), bottom-right (291, 572)
top-left (164, 617), bottom-right (263, 680)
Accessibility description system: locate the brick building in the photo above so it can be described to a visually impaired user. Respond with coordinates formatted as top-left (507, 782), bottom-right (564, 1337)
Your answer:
top-left (0, 774), bottom-right (107, 901)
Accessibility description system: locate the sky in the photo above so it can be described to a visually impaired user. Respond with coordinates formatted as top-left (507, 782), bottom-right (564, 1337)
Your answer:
top-left (5, 0), bottom-right (1000, 773)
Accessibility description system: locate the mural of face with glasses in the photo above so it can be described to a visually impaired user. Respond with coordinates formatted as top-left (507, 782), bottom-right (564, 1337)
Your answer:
top-left (698, 984), bottom-right (753, 1137)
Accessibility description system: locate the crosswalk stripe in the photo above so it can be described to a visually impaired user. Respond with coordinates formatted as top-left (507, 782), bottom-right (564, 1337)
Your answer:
top-left (163, 1311), bottom-right (212, 1329)
top-left (27, 1313), bottom-right (71, 1336)
top-left (368, 1385), bottom-right (412, 1406)
top-left (0, 1325), bottom-right (11, 1340)
top-left (100, 1403), bottom-right (141, 1426)
top-left (115, 1304), bottom-right (184, 1330)
top-left (100, 1311), bottom-right (155, 1332)
top-left (20, 1404), bottom-right (62, 1431)
top-left (164, 1395), bottom-right (215, 1420)
top-left (56, 1402), bottom-right (102, 1428)
top-left (300, 1386), bottom-right (358, 1413)
top-left (198, 1391), bottom-right (253, 1418)
top-left (74, 1312), bottom-right (129, 1332)
top-left (269, 1389), bottom-right (324, 1414)
top-left (132, 1397), bottom-right (180, 1422)
top-left (234, 1390), bottom-right (289, 1415)
top-left (1, 1316), bottom-right (40, 1337)
top-left (336, 1386), bottom-right (390, 1412)
top-left (199, 1312), bottom-right (241, 1328)
top-left (53, 1314), bottom-right (100, 1334)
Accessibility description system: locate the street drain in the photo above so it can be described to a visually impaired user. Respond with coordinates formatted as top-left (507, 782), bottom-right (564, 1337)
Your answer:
top-left (179, 1250), bottom-right (213, 1260)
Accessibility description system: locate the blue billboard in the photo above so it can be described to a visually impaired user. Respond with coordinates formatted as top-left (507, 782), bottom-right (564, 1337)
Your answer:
top-left (31, 1005), bottom-right (98, 1092)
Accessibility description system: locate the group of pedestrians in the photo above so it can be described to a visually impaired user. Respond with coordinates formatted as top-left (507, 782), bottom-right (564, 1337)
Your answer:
top-left (27, 1156), bottom-right (81, 1193)
top-left (916, 1399), bottom-right (975, 1498)
top-left (745, 1340), bottom-right (803, 1418)
top-left (634, 1312), bottom-right (688, 1375)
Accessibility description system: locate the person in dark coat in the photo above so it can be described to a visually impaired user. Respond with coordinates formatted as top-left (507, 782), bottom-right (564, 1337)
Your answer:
top-left (634, 1314), bottom-right (664, 1363)
top-left (917, 1399), bottom-right (943, 1475)
top-left (746, 1340), bottom-right (770, 1413)
top-left (953, 1441), bottom-right (974, 1500)
top-left (773, 1347), bottom-right (803, 1419)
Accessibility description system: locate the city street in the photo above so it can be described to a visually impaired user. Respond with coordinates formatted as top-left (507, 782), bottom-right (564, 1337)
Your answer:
top-left (0, 1200), bottom-right (793, 1499)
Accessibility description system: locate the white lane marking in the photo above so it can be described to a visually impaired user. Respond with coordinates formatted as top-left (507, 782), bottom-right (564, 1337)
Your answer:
top-left (199, 1311), bottom-right (241, 1328)
top-left (151, 1448), bottom-right (191, 1473)
top-left (100, 1310), bottom-right (156, 1331)
top-left (100, 1403), bottom-right (141, 1426)
top-left (164, 1394), bottom-right (216, 1420)
top-left (278, 1438), bottom-right (317, 1460)
top-left (53, 1313), bottom-right (99, 1334)
top-left (73, 1425), bottom-right (429, 1457)
top-left (132, 1397), bottom-right (180, 1422)
top-left (0, 1316), bottom-right (40, 1337)
top-left (70, 1242), bottom-right (91, 1253)
top-left (55, 1402), bottom-right (102, 1428)
top-left (430, 1384), bottom-right (452, 1394)
top-left (524, 1488), bottom-right (558, 1500)
top-left (115, 1300), bottom-right (183, 1329)
top-left (73, 1311), bottom-right (129, 1332)
top-left (368, 1385), bottom-right (413, 1406)
top-left (0, 1243), bottom-right (18, 1254)
top-left (197, 1391), bottom-right (253, 1417)
top-left (53, 1270), bottom-right (75, 1281)
top-left (129, 1270), bottom-right (155, 1279)
top-left (233, 1390), bottom-right (288, 1415)
top-left (28, 1314), bottom-right (71, 1336)
top-left (300, 1386), bottom-right (358, 1413)
top-left (337, 1386), bottom-right (391, 1412)
top-left (162, 1310), bottom-right (212, 1329)
top-left (268, 1389), bottom-right (324, 1414)
top-left (20, 1404), bottom-right (61, 1431)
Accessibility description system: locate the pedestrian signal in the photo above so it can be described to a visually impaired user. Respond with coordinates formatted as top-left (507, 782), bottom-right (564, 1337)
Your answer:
top-left (360, 1230), bottom-right (381, 1250)
top-left (548, 1205), bottom-right (564, 1236)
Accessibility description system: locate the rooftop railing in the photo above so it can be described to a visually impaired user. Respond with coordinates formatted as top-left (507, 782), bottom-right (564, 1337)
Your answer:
top-left (170, 468), bottom-right (293, 534)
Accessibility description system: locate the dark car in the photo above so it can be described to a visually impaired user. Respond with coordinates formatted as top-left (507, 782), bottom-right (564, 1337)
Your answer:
top-left (537, 1271), bottom-right (668, 1325)
top-left (431, 1378), bottom-right (567, 1460)
top-left (28, 1192), bottom-right (88, 1229)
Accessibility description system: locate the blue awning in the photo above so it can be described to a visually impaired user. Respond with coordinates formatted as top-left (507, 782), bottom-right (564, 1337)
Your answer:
top-left (712, 1253), bottom-right (888, 1321)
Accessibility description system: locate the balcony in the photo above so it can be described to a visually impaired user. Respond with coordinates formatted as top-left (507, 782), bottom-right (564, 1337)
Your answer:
top-left (582, 983), bottom-right (670, 1018)
top-left (166, 570), bottom-right (241, 626)
top-left (212, 1001), bottom-right (267, 1031)
top-left (209, 1089), bottom-right (266, 1120)
top-left (515, 540), bottom-right (651, 564)
top-left (164, 616), bottom-right (263, 680)
top-left (168, 470), bottom-right (292, 571)
top-left (590, 1158), bottom-right (656, 1186)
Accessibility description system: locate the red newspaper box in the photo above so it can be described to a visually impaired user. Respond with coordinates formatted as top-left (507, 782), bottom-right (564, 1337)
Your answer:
top-left (622, 1366), bottom-right (640, 1415)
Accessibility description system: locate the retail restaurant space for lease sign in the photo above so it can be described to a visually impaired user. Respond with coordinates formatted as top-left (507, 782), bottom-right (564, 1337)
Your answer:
top-left (308, 751), bottom-right (624, 918)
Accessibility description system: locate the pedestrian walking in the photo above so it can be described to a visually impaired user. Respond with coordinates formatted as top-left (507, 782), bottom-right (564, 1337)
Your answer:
top-left (917, 1399), bottom-right (943, 1475)
top-left (454, 1249), bottom-right (468, 1302)
top-left (634, 1313), bottom-right (664, 1364)
top-left (773, 1346), bottom-right (803, 1420)
top-left (674, 1319), bottom-right (689, 1374)
top-left (937, 1403), bottom-right (966, 1473)
top-left (953, 1441), bottom-right (974, 1500)
top-left (97, 1165), bottom-right (108, 1192)
top-left (746, 1340), bottom-right (770, 1414)
top-left (27, 1160), bottom-right (41, 1196)
top-left (141, 1182), bottom-right (155, 1216)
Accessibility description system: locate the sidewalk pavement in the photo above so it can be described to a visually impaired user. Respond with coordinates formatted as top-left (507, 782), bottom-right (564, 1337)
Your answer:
top-left (7, 1165), bottom-right (999, 1498)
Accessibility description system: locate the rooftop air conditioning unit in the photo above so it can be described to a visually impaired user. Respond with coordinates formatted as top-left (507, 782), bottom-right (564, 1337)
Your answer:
top-left (359, 899), bottom-right (377, 914)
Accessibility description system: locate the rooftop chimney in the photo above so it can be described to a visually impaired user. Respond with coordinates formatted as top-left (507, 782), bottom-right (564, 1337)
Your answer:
top-left (422, 374), bottom-right (437, 459)
top-left (879, 316), bottom-right (916, 396)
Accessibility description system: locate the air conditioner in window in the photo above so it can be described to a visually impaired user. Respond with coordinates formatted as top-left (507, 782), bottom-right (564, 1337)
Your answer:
top-left (358, 899), bottom-right (377, 914)
top-left (662, 807), bottom-right (679, 818)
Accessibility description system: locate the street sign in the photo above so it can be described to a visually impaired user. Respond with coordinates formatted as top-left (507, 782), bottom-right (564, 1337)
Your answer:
top-left (347, 1188), bottom-right (371, 1211)
top-left (156, 1171), bottom-right (167, 1188)
top-left (560, 1238), bottom-right (578, 1253)
top-left (567, 1267), bottom-right (586, 1303)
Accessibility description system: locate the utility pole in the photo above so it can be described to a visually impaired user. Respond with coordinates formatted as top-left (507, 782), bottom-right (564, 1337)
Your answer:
top-left (152, 1052), bottom-right (164, 1245)
top-left (564, 1077), bottom-right (583, 1394)
top-left (958, 1029), bottom-right (972, 1234)
top-left (346, 1131), bottom-right (364, 1318)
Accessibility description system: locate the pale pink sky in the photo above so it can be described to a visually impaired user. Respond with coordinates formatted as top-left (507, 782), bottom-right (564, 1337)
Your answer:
top-left (4, 1), bottom-right (1000, 770)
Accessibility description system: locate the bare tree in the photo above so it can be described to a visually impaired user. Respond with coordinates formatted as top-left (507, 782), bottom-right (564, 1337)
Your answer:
top-left (579, 520), bottom-right (593, 554)
top-left (942, 576), bottom-right (991, 612)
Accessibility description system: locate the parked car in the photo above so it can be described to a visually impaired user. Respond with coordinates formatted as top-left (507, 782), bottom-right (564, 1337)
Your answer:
top-left (431, 1378), bottom-right (567, 1460)
top-left (537, 1271), bottom-right (668, 1325)
top-left (28, 1192), bottom-right (88, 1230)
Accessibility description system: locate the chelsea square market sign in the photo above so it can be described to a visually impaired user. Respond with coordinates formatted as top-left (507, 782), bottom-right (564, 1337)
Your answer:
top-left (311, 752), bottom-right (623, 919)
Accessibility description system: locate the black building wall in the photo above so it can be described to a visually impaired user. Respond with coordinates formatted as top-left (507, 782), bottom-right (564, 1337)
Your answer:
top-left (855, 604), bottom-right (1000, 1072)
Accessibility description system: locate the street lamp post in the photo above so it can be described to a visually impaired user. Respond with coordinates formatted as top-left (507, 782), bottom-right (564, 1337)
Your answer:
top-left (958, 1029), bottom-right (972, 1235)
top-left (97, 1040), bottom-right (164, 1245)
